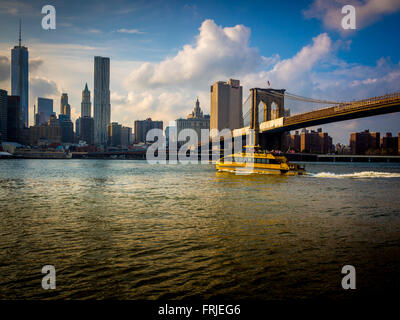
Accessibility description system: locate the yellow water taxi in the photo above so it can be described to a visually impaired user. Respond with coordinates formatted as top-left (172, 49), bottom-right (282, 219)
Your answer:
top-left (216, 146), bottom-right (306, 175)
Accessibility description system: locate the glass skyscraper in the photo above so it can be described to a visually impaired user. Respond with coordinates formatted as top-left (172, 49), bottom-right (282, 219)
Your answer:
top-left (11, 22), bottom-right (28, 128)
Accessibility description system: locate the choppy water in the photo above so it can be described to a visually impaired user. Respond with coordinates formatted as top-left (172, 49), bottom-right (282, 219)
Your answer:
top-left (0, 159), bottom-right (399, 300)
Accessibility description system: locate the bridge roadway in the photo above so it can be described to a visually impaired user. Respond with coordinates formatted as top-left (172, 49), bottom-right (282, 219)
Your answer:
top-left (232, 91), bottom-right (400, 138)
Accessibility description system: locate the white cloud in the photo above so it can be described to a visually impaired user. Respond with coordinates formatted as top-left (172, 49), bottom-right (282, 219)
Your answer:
top-left (124, 19), bottom-right (263, 90)
top-left (117, 28), bottom-right (146, 34)
top-left (303, 0), bottom-right (400, 31)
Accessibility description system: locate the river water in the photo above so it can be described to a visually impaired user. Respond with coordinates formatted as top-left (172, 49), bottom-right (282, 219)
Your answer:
top-left (0, 159), bottom-right (399, 300)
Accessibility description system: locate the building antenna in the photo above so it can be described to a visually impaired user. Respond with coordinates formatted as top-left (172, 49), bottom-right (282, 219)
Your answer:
top-left (19, 18), bottom-right (22, 46)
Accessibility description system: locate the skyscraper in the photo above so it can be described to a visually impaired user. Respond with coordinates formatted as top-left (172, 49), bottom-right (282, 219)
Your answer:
top-left (210, 79), bottom-right (243, 133)
top-left (60, 93), bottom-right (71, 118)
top-left (6, 96), bottom-right (21, 142)
top-left (37, 97), bottom-right (54, 124)
top-left (0, 89), bottom-right (7, 142)
top-left (81, 83), bottom-right (91, 118)
top-left (93, 56), bottom-right (110, 144)
top-left (11, 20), bottom-right (29, 128)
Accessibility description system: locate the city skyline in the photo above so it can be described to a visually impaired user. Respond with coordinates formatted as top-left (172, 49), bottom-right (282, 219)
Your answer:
top-left (0, 0), bottom-right (400, 143)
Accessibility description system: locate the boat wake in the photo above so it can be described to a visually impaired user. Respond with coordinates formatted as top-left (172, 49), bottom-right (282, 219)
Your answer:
top-left (310, 171), bottom-right (400, 179)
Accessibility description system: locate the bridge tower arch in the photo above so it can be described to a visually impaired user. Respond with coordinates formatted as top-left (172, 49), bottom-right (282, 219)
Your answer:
top-left (250, 88), bottom-right (286, 146)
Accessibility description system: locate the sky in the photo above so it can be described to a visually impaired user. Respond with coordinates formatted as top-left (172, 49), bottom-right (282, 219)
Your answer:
top-left (0, 0), bottom-right (400, 144)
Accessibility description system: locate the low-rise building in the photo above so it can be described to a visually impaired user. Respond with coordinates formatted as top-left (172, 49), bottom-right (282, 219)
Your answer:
top-left (134, 118), bottom-right (163, 143)
top-left (350, 129), bottom-right (380, 155)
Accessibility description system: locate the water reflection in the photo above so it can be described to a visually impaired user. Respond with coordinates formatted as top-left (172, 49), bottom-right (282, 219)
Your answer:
top-left (0, 160), bottom-right (399, 299)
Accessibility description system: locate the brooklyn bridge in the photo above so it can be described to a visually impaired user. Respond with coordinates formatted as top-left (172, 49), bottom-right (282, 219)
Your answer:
top-left (226, 88), bottom-right (400, 150)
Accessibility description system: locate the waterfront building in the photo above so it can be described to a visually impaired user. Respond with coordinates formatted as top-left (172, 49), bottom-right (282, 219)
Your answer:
top-left (294, 128), bottom-right (333, 154)
top-left (30, 114), bottom-right (62, 146)
top-left (36, 97), bottom-right (54, 124)
top-left (94, 56), bottom-right (111, 144)
top-left (381, 132), bottom-right (399, 155)
top-left (134, 118), bottom-right (163, 143)
top-left (6, 96), bottom-right (21, 143)
top-left (176, 98), bottom-right (210, 143)
top-left (79, 116), bottom-right (94, 145)
top-left (47, 115), bottom-right (62, 143)
top-left (11, 21), bottom-right (28, 128)
top-left (81, 83), bottom-right (91, 118)
top-left (59, 114), bottom-right (74, 143)
top-left (210, 79), bottom-right (243, 133)
top-left (29, 124), bottom-right (49, 146)
top-left (121, 126), bottom-right (132, 147)
top-left (0, 89), bottom-right (7, 142)
top-left (350, 130), bottom-right (380, 155)
top-left (287, 130), bottom-right (301, 152)
top-left (107, 122), bottom-right (122, 147)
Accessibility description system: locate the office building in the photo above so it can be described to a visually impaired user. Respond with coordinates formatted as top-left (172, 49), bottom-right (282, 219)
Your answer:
top-left (36, 97), bottom-right (54, 124)
top-left (0, 89), bottom-right (7, 142)
top-left (59, 114), bottom-right (74, 143)
top-left (134, 118), bottom-right (163, 143)
top-left (94, 56), bottom-right (110, 144)
top-left (29, 114), bottom-right (62, 146)
top-left (6, 96), bottom-right (21, 142)
top-left (81, 83), bottom-right (91, 118)
top-left (60, 93), bottom-right (71, 118)
top-left (75, 118), bottom-right (81, 137)
top-left (210, 79), bottom-right (243, 133)
top-left (11, 21), bottom-right (29, 128)
top-left (79, 116), bottom-right (94, 145)
top-left (107, 122), bottom-right (121, 147)
top-left (121, 126), bottom-right (132, 147)
top-left (350, 130), bottom-right (380, 155)
top-left (176, 98), bottom-right (210, 143)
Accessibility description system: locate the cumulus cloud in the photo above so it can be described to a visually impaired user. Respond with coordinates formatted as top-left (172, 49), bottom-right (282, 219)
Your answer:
top-left (0, 55), bottom-right (10, 84)
top-left (303, 0), bottom-right (400, 31)
top-left (30, 57), bottom-right (44, 74)
top-left (30, 77), bottom-right (60, 101)
top-left (124, 19), bottom-right (263, 90)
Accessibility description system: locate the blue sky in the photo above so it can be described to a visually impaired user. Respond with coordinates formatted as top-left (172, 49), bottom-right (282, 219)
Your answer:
top-left (0, 0), bottom-right (400, 143)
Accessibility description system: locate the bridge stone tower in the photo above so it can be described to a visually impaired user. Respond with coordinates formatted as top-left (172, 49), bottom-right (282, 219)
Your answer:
top-left (261, 88), bottom-right (286, 121)
top-left (250, 88), bottom-right (286, 147)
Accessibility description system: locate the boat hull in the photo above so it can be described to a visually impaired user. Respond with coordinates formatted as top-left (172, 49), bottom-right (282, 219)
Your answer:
top-left (216, 163), bottom-right (306, 175)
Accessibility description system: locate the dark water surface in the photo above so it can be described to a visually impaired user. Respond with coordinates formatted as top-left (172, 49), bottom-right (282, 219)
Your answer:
top-left (0, 159), bottom-right (399, 299)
